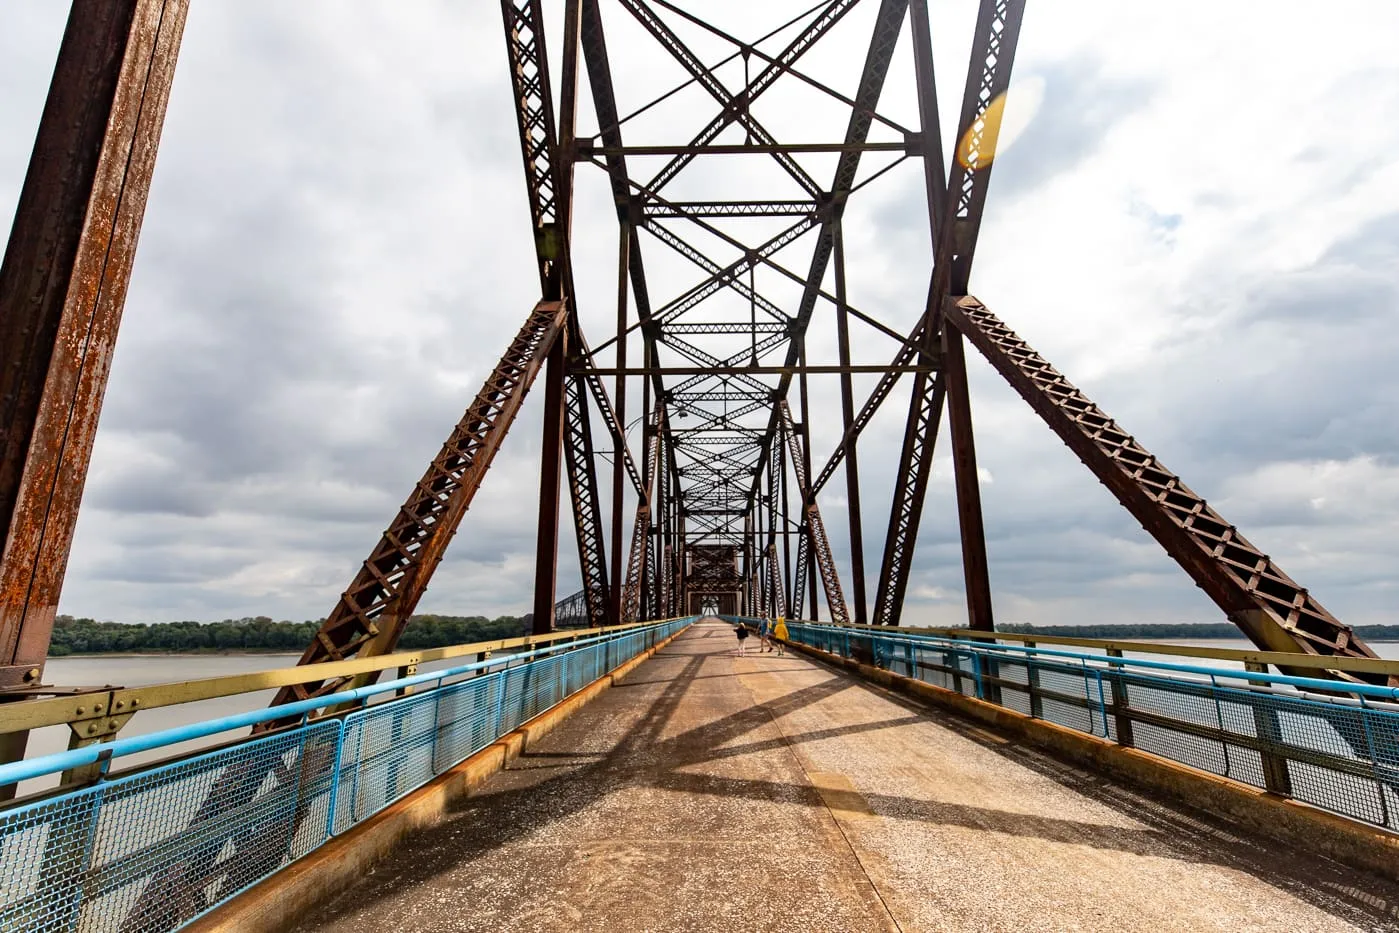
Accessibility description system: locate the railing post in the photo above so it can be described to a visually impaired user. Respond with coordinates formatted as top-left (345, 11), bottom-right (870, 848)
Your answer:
top-left (396, 661), bottom-right (419, 697)
top-left (1245, 660), bottom-right (1292, 796)
top-left (326, 719), bottom-right (347, 838)
top-left (972, 636), bottom-right (1002, 705)
top-left (1025, 639), bottom-right (1044, 719)
top-left (947, 635), bottom-right (964, 695)
top-left (1106, 648), bottom-right (1134, 746)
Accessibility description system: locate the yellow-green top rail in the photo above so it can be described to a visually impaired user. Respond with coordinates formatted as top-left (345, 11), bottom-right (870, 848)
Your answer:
top-left (782, 620), bottom-right (1399, 679)
top-left (0, 619), bottom-right (679, 737)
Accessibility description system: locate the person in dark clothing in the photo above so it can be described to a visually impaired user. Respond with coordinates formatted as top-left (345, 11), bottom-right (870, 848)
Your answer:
top-left (734, 621), bottom-right (750, 656)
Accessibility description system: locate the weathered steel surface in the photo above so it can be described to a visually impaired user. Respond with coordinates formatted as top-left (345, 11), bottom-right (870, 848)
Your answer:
top-left (621, 412), bottom-right (662, 623)
top-left (778, 402), bottom-right (849, 624)
top-left (562, 370), bottom-right (611, 627)
top-left (875, 0), bottom-right (1025, 626)
top-left (0, 0), bottom-right (188, 691)
top-left (946, 297), bottom-right (1392, 683)
top-left (265, 301), bottom-right (568, 708)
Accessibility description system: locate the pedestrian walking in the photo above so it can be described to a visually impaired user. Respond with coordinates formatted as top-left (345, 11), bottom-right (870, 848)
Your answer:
top-left (759, 618), bottom-right (774, 653)
top-left (773, 617), bottom-right (789, 656)
top-left (734, 621), bottom-right (750, 656)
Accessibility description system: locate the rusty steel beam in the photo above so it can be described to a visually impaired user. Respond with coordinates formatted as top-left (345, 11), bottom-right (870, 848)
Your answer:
top-left (533, 332), bottom-right (568, 634)
top-left (503, 0), bottom-right (627, 626)
top-left (263, 301), bottom-right (568, 708)
top-left (943, 322), bottom-right (993, 630)
top-left (501, 0), bottom-right (565, 293)
top-left (874, 0), bottom-right (1024, 625)
top-left (778, 402), bottom-right (849, 624)
top-left (563, 370), bottom-right (612, 627)
top-left (0, 0), bottom-right (187, 695)
top-left (622, 409), bottom-right (662, 622)
top-left (946, 297), bottom-right (1393, 684)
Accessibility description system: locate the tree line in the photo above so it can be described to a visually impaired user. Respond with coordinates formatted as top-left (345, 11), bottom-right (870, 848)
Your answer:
top-left (999, 622), bottom-right (1399, 641)
top-left (48, 613), bottom-right (532, 656)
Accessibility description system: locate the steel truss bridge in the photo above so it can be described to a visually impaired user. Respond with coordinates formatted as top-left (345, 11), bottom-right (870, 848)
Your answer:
top-left (1, 0), bottom-right (1389, 713)
top-left (0, 3), bottom-right (1397, 930)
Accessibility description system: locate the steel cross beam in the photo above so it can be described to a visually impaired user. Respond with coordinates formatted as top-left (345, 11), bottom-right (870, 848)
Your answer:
top-left (562, 369), bottom-right (612, 627)
top-left (0, 1), bottom-right (188, 698)
top-left (945, 298), bottom-right (1394, 685)
top-left (622, 406), bottom-right (666, 622)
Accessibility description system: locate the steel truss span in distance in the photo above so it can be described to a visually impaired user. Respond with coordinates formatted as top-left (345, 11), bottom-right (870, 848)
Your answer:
top-left (0, 0), bottom-right (1390, 770)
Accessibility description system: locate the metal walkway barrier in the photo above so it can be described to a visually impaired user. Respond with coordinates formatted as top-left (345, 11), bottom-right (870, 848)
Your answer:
top-left (0, 617), bottom-right (694, 933)
top-left (726, 618), bottom-right (1399, 833)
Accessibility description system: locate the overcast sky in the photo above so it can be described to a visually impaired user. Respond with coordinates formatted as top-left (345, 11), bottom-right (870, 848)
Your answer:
top-left (2, 2), bottom-right (1396, 629)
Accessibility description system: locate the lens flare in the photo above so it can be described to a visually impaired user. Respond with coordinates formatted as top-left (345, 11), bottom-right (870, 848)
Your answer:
top-left (956, 74), bottom-right (1045, 170)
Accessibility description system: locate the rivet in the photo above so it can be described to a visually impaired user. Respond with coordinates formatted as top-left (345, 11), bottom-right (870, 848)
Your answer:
top-left (93, 704), bottom-right (103, 713)
top-left (114, 701), bottom-right (124, 710)
top-left (75, 706), bottom-right (85, 715)
top-left (86, 724), bottom-right (97, 734)
top-left (131, 699), bottom-right (140, 707)
top-left (25, 669), bottom-right (38, 681)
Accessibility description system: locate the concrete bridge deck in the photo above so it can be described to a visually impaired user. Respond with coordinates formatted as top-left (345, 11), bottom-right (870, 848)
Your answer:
top-left (296, 621), bottom-right (1399, 932)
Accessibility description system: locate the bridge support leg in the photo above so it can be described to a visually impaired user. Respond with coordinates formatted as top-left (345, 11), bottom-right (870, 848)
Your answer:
top-left (1107, 648), bottom-right (1135, 746)
top-left (943, 321), bottom-right (994, 631)
top-left (0, 0), bottom-right (188, 788)
top-left (533, 331), bottom-right (567, 635)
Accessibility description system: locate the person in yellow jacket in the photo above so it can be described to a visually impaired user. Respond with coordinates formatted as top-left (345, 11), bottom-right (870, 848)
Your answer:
top-left (772, 617), bottom-right (789, 656)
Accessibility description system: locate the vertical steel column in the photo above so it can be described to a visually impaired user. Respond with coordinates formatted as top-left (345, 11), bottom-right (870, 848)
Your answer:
top-left (780, 432), bottom-right (793, 611)
top-left (609, 223), bottom-right (629, 625)
top-left (0, 1), bottom-right (188, 698)
top-left (533, 332), bottom-right (567, 634)
top-left (943, 321), bottom-right (993, 629)
top-left (833, 225), bottom-right (867, 624)
top-left (799, 342), bottom-right (818, 620)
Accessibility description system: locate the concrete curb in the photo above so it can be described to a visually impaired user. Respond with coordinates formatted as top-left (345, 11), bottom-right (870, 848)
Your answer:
top-left (785, 639), bottom-right (1399, 885)
top-left (186, 627), bottom-right (689, 933)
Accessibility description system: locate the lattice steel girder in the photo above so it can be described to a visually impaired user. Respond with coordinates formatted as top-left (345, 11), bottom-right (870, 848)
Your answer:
top-left (501, 0), bottom-right (565, 291)
top-left (0, 1), bottom-right (188, 694)
top-left (664, 322), bottom-right (790, 336)
top-left (264, 301), bottom-right (569, 708)
top-left (581, 141), bottom-right (909, 157)
top-left (779, 402), bottom-right (849, 624)
top-left (563, 372), bottom-right (612, 627)
top-left (645, 200), bottom-right (819, 219)
top-left (503, 0), bottom-right (635, 628)
top-left (622, 408), bottom-right (663, 622)
top-left (872, 367), bottom-right (946, 626)
top-left (946, 297), bottom-right (1392, 684)
top-left (874, 0), bottom-right (1024, 625)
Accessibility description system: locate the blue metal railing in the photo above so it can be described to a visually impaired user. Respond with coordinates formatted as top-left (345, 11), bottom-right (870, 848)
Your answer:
top-left (0, 616), bottom-right (694, 933)
top-left (727, 617), bottom-right (1399, 834)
